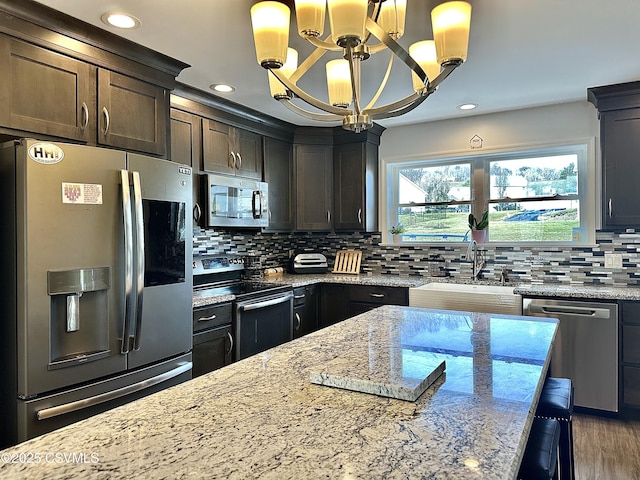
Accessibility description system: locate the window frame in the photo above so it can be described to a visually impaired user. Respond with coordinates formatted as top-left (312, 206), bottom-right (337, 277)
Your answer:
top-left (385, 142), bottom-right (592, 246)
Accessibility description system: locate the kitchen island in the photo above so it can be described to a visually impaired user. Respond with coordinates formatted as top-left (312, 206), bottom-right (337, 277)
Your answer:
top-left (0, 306), bottom-right (557, 479)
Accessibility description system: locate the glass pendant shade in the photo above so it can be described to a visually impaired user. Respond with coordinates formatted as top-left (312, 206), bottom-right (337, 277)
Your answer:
top-left (327, 0), bottom-right (368, 47)
top-left (409, 40), bottom-right (440, 93)
top-left (326, 59), bottom-right (352, 107)
top-left (378, 0), bottom-right (407, 38)
top-left (251, 1), bottom-right (291, 68)
top-left (268, 48), bottom-right (299, 98)
top-left (295, 0), bottom-right (326, 37)
top-left (431, 1), bottom-right (472, 65)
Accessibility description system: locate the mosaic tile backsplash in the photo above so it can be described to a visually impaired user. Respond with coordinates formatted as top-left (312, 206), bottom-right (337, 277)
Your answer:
top-left (193, 227), bottom-right (640, 286)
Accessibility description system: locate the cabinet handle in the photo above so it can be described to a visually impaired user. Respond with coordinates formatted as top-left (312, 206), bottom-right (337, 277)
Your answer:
top-left (193, 203), bottom-right (202, 222)
top-left (327, 210), bottom-right (331, 223)
top-left (358, 208), bottom-right (362, 223)
top-left (236, 153), bottom-right (242, 169)
top-left (369, 293), bottom-right (385, 298)
top-left (230, 151), bottom-right (236, 168)
top-left (225, 332), bottom-right (234, 355)
top-left (293, 294), bottom-right (306, 300)
top-left (102, 107), bottom-right (110, 135)
top-left (80, 102), bottom-right (89, 131)
top-left (197, 313), bottom-right (216, 322)
top-left (295, 312), bottom-right (301, 330)
top-left (608, 198), bottom-right (612, 218)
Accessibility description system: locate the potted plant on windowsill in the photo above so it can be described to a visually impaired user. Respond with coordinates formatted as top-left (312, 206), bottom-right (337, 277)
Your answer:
top-left (389, 224), bottom-right (406, 243)
top-left (468, 211), bottom-right (489, 243)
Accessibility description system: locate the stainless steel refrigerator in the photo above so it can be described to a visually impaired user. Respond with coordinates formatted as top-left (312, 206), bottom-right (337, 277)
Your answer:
top-left (0, 139), bottom-right (193, 447)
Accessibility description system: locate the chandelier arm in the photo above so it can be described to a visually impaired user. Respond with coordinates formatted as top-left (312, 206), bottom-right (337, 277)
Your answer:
top-left (277, 98), bottom-right (345, 122)
top-left (270, 68), bottom-right (354, 116)
top-left (425, 61), bottom-right (461, 91)
top-left (370, 94), bottom-right (430, 119)
top-left (364, 18), bottom-right (427, 86)
top-left (364, 50), bottom-right (394, 111)
top-left (289, 35), bottom-right (334, 84)
top-left (304, 36), bottom-right (342, 52)
top-left (362, 0), bottom-right (382, 45)
top-left (346, 47), bottom-right (362, 116)
top-left (363, 62), bottom-right (460, 117)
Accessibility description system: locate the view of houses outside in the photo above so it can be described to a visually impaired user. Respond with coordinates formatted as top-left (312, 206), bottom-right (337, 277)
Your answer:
top-left (396, 154), bottom-right (580, 242)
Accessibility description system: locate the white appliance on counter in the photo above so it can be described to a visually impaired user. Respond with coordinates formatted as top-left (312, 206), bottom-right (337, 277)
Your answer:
top-left (0, 139), bottom-right (193, 448)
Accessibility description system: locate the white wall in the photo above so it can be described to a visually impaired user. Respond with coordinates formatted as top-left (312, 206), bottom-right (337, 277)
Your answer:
top-left (378, 100), bottom-right (601, 243)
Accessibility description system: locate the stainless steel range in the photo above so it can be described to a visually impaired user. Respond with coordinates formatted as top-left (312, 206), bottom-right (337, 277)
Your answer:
top-left (193, 256), bottom-right (293, 361)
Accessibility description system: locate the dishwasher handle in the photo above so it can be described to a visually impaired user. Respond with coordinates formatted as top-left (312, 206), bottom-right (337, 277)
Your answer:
top-left (527, 302), bottom-right (612, 319)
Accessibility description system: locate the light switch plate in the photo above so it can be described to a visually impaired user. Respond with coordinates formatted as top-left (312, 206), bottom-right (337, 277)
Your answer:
top-left (605, 253), bottom-right (623, 268)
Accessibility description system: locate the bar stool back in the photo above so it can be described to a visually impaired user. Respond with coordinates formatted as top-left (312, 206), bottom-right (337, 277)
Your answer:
top-left (535, 377), bottom-right (575, 480)
top-left (518, 417), bottom-right (561, 480)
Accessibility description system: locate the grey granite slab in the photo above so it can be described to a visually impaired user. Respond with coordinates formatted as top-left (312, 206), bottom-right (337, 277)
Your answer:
top-left (515, 283), bottom-right (640, 300)
top-left (310, 358), bottom-right (445, 401)
top-left (0, 306), bottom-right (558, 480)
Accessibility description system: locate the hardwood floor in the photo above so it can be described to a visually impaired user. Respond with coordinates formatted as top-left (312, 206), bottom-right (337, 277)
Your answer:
top-left (574, 413), bottom-right (640, 480)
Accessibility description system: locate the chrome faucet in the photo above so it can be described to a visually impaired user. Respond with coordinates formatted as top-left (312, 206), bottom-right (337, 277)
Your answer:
top-left (466, 239), bottom-right (485, 280)
top-left (500, 266), bottom-right (509, 285)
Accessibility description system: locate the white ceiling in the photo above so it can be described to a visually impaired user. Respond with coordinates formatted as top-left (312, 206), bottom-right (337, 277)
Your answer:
top-left (34, 0), bottom-right (640, 129)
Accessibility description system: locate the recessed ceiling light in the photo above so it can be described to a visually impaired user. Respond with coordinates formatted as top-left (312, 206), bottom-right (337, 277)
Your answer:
top-left (458, 103), bottom-right (477, 111)
top-left (100, 12), bottom-right (141, 29)
top-left (210, 84), bottom-right (236, 93)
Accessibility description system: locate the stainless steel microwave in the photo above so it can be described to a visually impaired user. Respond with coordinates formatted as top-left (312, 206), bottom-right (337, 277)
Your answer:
top-left (204, 174), bottom-right (268, 228)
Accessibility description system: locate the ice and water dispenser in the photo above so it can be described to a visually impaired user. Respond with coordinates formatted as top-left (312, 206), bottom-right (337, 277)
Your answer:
top-left (47, 267), bottom-right (111, 369)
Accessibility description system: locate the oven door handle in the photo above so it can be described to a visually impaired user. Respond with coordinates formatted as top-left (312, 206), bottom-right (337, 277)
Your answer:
top-left (239, 293), bottom-right (293, 311)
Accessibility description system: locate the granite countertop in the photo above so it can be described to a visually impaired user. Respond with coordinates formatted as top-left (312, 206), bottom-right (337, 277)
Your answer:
top-left (0, 306), bottom-right (558, 480)
top-left (194, 271), bottom-right (640, 308)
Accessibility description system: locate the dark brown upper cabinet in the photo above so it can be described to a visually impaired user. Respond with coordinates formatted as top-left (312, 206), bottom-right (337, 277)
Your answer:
top-left (294, 142), bottom-right (334, 231)
top-left (589, 82), bottom-right (640, 229)
top-left (0, 36), bottom-right (96, 143)
top-left (202, 119), bottom-right (263, 180)
top-left (263, 136), bottom-right (294, 231)
top-left (98, 70), bottom-right (168, 156)
top-left (0, 1), bottom-right (187, 156)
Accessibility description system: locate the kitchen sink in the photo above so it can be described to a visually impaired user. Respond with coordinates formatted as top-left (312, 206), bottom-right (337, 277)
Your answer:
top-left (408, 282), bottom-right (523, 315)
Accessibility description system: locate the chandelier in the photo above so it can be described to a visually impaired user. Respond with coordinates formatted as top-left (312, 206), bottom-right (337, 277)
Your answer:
top-left (250, 0), bottom-right (472, 133)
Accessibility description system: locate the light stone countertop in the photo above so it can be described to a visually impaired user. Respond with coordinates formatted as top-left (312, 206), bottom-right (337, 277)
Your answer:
top-left (194, 272), bottom-right (640, 308)
top-left (0, 305), bottom-right (558, 480)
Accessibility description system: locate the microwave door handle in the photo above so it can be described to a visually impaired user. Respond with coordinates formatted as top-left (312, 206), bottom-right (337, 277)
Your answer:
top-left (132, 171), bottom-right (145, 351)
top-left (120, 170), bottom-right (133, 354)
top-left (252, 190), bottom-right (260, 219)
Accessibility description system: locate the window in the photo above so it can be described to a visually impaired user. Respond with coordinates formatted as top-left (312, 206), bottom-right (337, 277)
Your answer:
top-left (387, 144), bottom-right (588, 243)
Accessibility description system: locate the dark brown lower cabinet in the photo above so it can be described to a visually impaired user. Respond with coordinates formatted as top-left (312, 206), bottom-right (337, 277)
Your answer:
top-left (621, 302), bottom-right (640, 414)
top-left (192, 303), bottom-right (233, 377)
top-left (319, 284), bottom-right (409, 329)
top-left (293, 285), bottom-right (319, 338)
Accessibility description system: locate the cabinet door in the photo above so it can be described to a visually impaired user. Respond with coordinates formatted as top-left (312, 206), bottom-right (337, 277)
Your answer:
top-left (294, 285), bottom-right (318, 338)
top-left (202, 118), bottom-right (234, 175)
top-left (264, 137), bottom-right (294, 231)
top-left (192, 325), bottom-right (233, 378)
top-left (170, 109), bottom-right (201, 168)
top-left (170, 109), bottom-right (203, 225)
top-left (334, 142), bottom-right (365, 230)
top-left (602, 108), bottom-right (640, 228)
top-left (235, 129), bottom-right (263, 179)
top-left (98, 69), bottom-right (167, 155)
top-left (319, 284), bottom-right (348, 328)
top-left (0, 36), bottom-right (96, 142)
top-left (295, 144), bottom-right (333, 231)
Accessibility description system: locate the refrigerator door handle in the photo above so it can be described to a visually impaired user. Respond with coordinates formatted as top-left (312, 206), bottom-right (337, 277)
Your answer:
top-left (120, 169), bottom-right (134, 354)
top-left (132, 171), bottom-right (145, 351)
top-left (36, 362), bottom-right (192, 421)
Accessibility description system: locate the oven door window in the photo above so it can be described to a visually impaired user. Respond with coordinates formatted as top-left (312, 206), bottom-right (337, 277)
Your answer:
top-left (143, 199), bottom-right (186, 286)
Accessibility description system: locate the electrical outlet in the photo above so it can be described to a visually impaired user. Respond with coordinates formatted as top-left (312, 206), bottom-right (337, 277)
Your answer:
top-left (605, 253), bottom-right (623, 268)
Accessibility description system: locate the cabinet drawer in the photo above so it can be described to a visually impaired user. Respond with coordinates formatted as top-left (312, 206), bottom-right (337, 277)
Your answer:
top-left (623, 365), bottom-right (640, 407)
top-left (193, 302), bottom-right (232, 332)
top-left (623, 324), bottom-right (640, 364)
top-left (348, 285), bottom-right (408, 305)
top-left (622, 302), bottom-right (640, 325)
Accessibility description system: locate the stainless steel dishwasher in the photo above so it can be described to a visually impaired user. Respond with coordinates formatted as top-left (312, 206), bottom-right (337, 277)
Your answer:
top-left (523, 298), bottom-right (618, 412)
